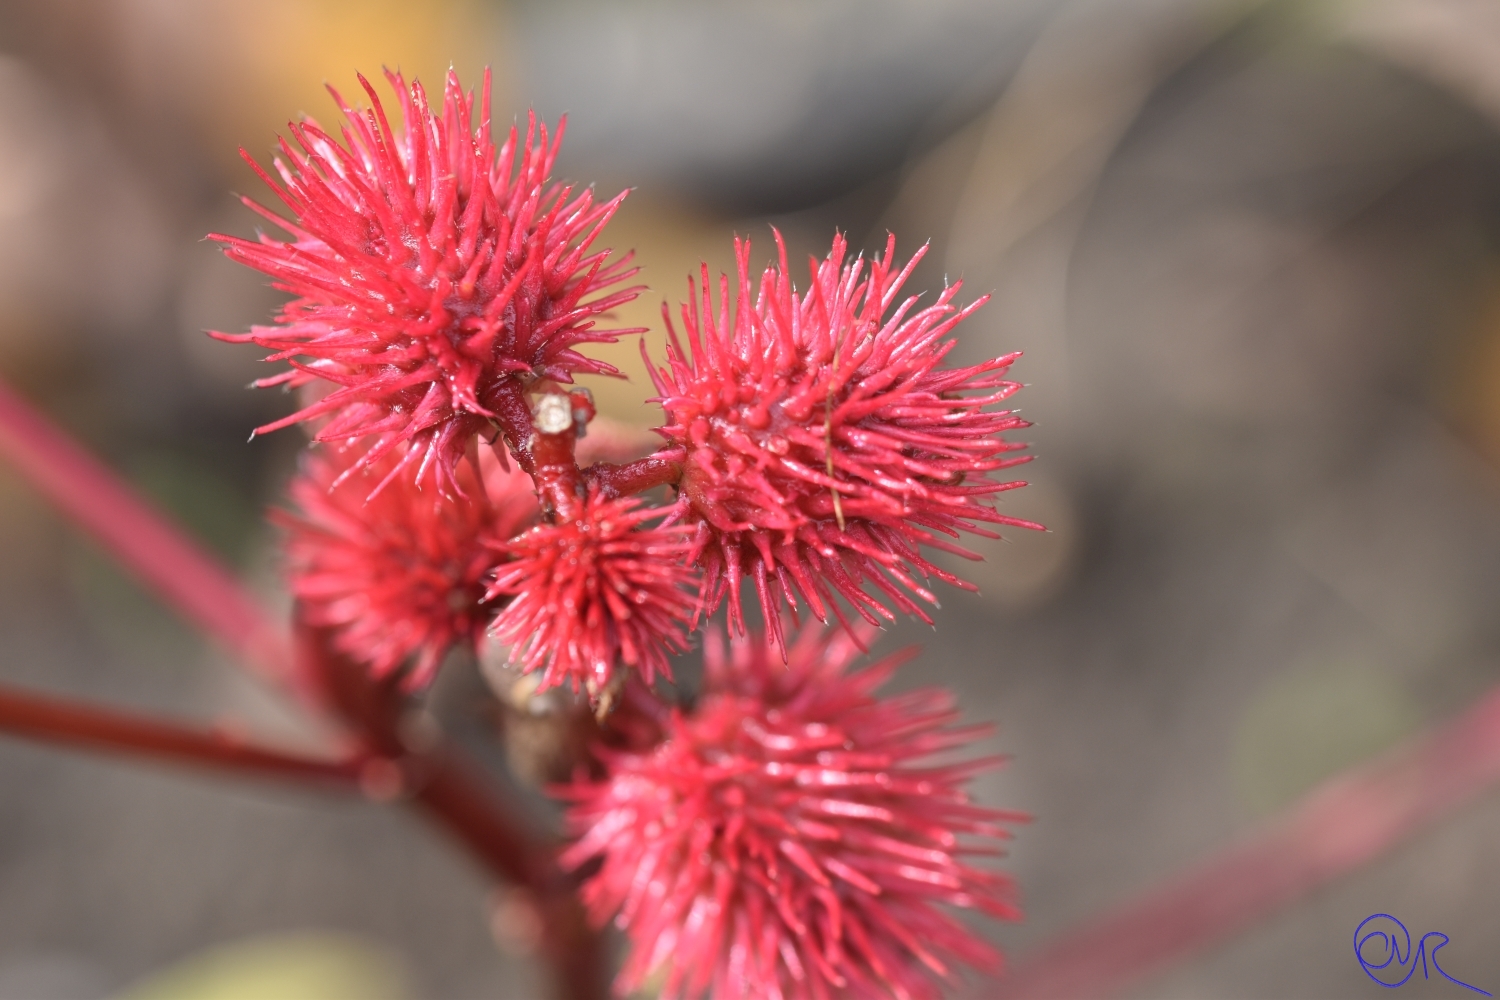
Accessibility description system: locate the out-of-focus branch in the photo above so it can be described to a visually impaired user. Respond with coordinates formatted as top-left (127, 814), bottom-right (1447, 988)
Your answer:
top-left (0, 681), bottom-right (360, 787)
top-left (0, 380), bottom-right (292, 689)
top-left (0, 374), bottom-right (607, 999)
top-left (999, 677), bottom-right (1500, 998)
top-left (414, 755), bottom-right (607, 1000)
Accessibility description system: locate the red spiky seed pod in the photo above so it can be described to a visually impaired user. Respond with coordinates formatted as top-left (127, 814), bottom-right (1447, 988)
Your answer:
top-left (647, 232), bottom-right (1038, 652)
top-left (560, 625), bottom-right (1024, 1000)
top-left (275, 443), bottom-right (536, 688)
top-left (212, 68), bottom-right (641, 495)
top-left (486, 488), bottom-right (697, 696)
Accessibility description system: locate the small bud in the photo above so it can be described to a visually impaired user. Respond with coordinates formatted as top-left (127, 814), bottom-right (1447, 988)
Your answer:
top-left (489, 887), bottom-right (544, 956)
top-left (358, 758), bottom-right (406, 802)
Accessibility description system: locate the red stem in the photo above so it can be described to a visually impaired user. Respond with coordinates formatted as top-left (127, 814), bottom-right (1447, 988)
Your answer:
top-left (487, 378), bottom-right (541, 471)
top-left (486, 377), bottom-right (683, 511)
top-left (584, 448), bottom-right (686, 498)
top-left (0, 681), bottom-right (360, 787)
top-left (488, 380), bottom-right (593, 521)
top-left (0, 381), bottom-right (292, 689)
top-left (531, 423), bottom-right (587, 522)
top-left (999, 678), bottom-right (1500, 998)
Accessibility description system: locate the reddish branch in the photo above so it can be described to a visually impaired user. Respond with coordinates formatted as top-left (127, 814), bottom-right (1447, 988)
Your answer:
top-left (297, 617), bottom-right (606, 1000)
top-left (583, 449), bottom-right (686, 499)
top-left (489, 380), bottom-right (591, 518)
top-left (0, 681), bottom-right (360, 787)
top-left (415, 757), bottom-right (603, 998)
top-left (999, 678), bottom-right (1500, 998)
top-left (0, 381), bottom-right (291, 689)
top-left (0, 378), bottom-right (607, 1000)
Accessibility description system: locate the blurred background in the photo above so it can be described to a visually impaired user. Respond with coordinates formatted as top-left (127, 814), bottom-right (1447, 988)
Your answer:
top-left (4, 0), bottom-right (1500, 996)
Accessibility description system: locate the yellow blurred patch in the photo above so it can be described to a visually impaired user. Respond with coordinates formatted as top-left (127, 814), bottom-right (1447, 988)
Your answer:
top-left (1446, 263), bottom-right (1500, 467)
top-left (117, 932), bottom-right (409, 1000)
top-left (571, 196), bottom-right (748, 426)
top-left (123, 0), bottom-right (504, 173)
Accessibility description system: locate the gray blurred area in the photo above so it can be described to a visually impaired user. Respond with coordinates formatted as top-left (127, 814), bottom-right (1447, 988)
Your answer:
top-left (5, 0), bottom-right (1500, 997)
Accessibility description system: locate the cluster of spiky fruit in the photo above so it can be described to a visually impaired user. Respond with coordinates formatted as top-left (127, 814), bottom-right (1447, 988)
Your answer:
top-left (222, 69), bottom-right (1034, 999)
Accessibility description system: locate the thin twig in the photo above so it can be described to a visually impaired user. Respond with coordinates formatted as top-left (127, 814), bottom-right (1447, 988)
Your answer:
top-left (0, 681), bottom-right (361, 787)
top-left (0, 381), bottom-right (292, 688)
top-left (999, 677), bottom-right (1500, 998)
top-left (583, 448), bottom-right (686, 499)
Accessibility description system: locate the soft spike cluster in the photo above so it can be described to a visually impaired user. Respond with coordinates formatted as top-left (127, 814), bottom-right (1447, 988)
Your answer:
top-left (211, 69), bottom-right (642, 495)
top-left (276, 442), bottom-right (537, 688)
top-left (647, 233), bottom-right (1037, 651)
top-left (486, 488), bottom-right (698, 695)
top-left (561, 625), bottom-right (1024, 1000)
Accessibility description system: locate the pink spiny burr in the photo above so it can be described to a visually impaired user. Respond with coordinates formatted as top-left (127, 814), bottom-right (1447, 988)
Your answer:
top-left (561, 625), bottom-right (1025, 1000)
top-left (647, 232), bottom-right (1038, 653)
top-left (276, 441), bottom-right (535, 688)
top-left (212, 68), bottom-right (641, 495)
top-left (486, 487), bottom-right (698, 696)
